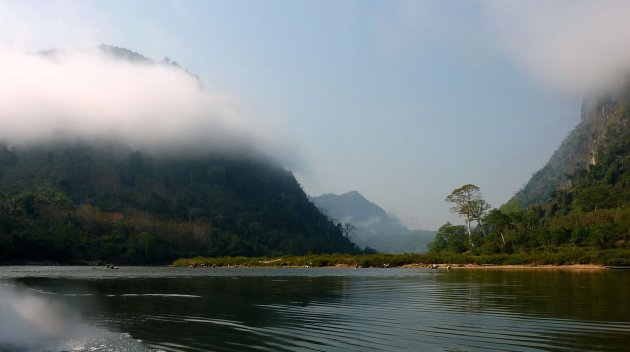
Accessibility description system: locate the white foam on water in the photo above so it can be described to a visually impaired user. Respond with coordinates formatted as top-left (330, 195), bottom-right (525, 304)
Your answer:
top-left (0, 284), bottom-right (153, 352)
top-left (138, 294), bottom-right (201, 298)
top-left (117, 293), bottom-right (201, 298)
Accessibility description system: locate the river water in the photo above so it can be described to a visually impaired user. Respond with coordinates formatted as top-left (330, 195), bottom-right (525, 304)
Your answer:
top-left (0, 266), bottom-right (628, 351)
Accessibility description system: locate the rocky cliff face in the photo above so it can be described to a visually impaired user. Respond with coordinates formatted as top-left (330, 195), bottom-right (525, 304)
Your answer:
top-left (511, 83), bottom-right (630, 206)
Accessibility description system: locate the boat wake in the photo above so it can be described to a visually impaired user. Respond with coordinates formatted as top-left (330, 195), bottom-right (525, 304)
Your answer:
top-left (0, 283), bottom-right (154, 352)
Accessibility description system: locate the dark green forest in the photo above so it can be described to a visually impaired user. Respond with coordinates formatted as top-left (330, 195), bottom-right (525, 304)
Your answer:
top-left (429, 93), bottom-right (630, 264)
top-left (0, 142), bottom-right (358, 264)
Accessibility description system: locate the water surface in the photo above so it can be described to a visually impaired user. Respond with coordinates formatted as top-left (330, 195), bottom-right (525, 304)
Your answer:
top-left (1, 266), bottom-right (628, 351)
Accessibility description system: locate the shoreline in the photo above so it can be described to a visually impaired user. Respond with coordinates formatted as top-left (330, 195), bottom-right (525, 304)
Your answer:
top-left (173, 263), bottom-right (610, 270)
top-left (400, 263), bottom-right (606, 270)
top-left (1, 263), bottom-right (620, 271)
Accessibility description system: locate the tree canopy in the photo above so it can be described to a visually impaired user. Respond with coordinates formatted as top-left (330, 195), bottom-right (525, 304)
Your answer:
top-left (445, 184), bottom-right (490, 246)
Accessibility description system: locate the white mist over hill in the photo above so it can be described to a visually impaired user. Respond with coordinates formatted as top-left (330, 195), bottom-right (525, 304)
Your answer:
top-left (483, 0), bottom-right (630, 95)
top-left (0, 46), bottom-right (292, 159)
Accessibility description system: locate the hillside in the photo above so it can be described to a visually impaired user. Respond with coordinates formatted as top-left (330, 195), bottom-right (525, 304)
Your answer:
top-left (427, 82), bottom-right (629, 257)
top-left (0, 142), bottom-right (359, 264)
top-left (0, 45), bottom-right (360, 264)
top-left (311, 191), bottom-right (435, 253)
top-left (511, 84), bottom-right (630, 206)
top-left (543, 92), bottom-right (630, 215)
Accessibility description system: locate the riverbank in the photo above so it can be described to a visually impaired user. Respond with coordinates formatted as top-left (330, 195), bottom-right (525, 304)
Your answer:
top-left (173, 249), bottom-right (630, 268)
top-left (172, 262), bottom-right (612, 271)
top-left (401, 263), bottom-right (605, 270)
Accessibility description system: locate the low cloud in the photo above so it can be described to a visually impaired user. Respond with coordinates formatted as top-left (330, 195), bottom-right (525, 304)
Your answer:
top-left (484, 0), bottom-right (630, 95)
top-left (379, 0), bottom-right (630, 95)
top-left (0, 46), bottom-right (290, 159)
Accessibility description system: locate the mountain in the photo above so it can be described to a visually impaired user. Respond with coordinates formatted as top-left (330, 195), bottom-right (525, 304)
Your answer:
top-left (0, 46), bottom-right (359, 264)
top-left (0, 142), bottom-right (359, 264)
top-left (427, 84), bottom-right (629, 257)
top-left (452, 81), bottom-right (630, 255)
top-left (539, 85), bottom-right (630, 214)
top-left (311, 191), bottom-right (435, 253)
top-left (511, 84), bottom-right (630, 207)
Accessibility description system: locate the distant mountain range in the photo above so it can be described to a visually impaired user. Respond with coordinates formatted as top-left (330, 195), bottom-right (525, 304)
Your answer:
top-left (311, 191), bottom-right (435, 253)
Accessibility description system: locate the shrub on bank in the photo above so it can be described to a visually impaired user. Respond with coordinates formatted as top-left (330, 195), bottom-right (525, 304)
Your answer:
top-left (173, 249), bottom-right (630, 268)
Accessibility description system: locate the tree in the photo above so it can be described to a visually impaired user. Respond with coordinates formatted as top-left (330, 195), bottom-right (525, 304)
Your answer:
top-left (485, 209), bottom-right (512, 245)
top-left (331, 219), bottom-right (357, 238)
top-left (342, 223), bottom-right (357, 238)
top-left (574, 185), bottom-right (613, 211)
top-left (471, 199), bottom-right (491, 235)
top-left (445, 184), bottom-right (487, 247)
top-left (429, 222), bottom-right (467, 253)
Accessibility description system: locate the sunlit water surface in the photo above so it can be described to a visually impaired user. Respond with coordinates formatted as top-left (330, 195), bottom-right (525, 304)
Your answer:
top-left (1, 266), bottom-right (629, 351)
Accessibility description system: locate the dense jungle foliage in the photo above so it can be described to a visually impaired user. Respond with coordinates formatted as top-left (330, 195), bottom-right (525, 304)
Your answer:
top-left (0, 142), bottom-right (359, 264)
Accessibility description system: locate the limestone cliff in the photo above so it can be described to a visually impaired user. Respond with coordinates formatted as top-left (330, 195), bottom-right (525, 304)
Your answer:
top-left (511, 83), bottom-right (630, 206)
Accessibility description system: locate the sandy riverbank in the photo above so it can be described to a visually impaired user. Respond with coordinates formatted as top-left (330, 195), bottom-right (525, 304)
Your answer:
top-left (400, 263), bottom-right (605, 270)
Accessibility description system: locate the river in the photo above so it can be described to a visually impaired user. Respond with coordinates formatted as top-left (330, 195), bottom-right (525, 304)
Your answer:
top-left (1, 266), bottom-right (628, 351)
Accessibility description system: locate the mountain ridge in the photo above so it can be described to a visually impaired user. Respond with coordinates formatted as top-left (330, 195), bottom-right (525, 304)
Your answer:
top-left (510, 82), bottom-right (630, 206)
top-left (0, 142), bottom-right (360, 263)
top-left (0, 46), bottom-right (360, 264)
top-left (311, 191), bottom-right (434, 253)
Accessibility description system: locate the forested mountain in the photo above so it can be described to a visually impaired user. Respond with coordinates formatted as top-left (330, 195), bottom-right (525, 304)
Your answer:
top-left (429, 81), bottom-right (629, 258)
top-left (0, 45), bottom-right (360, 264)
top-left (0, 142), bottom-right (359, 264)
top-left (542, 93), bottom-right (630, 214)
top-left (511, 86), bottom-right (630, 206)
top-left (311, 191), bottom-right (435, 253)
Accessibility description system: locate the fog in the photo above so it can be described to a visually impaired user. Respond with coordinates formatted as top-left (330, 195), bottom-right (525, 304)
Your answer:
top-left (485, 0), bottom-right (630, 95)
top-left (2, 1), bottom-right (629, 230)
top-left (0, 47), bottom-right (288, 158)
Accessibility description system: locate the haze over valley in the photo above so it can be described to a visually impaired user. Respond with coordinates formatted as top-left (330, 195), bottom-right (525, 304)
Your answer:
top-left (1, 0), bottom-right (630, 258)
top-left (4, 1), bottom-right (630, 231)
top-left (1, 2), bottom-right (630, 352)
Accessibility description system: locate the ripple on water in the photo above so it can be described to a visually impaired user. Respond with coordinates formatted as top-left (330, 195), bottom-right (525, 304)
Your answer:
top-left (247, 276), bottom-right (630, 352)
top-left (2, 267), bottom-right (630, 352)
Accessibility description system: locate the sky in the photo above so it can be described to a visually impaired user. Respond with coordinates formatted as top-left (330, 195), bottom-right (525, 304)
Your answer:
top-left (2, 0), bottom-right (630, 230)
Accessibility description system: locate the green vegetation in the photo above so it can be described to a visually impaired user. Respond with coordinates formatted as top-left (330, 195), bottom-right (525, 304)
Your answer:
top-left (2, 83), bottom-right (628, 266)
top-left (512, 86), bottom-right (630, 206)
top-left (428, 111), bottom-right (629, 261)
top-left (445, 184), bottom-right (491, 246)
top-left (173, 249), bottom-right (630, 267)
top-left (0, 142), bottom-right (359, 264)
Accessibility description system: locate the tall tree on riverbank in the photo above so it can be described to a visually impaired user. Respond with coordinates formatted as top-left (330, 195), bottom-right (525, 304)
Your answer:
top-left (445, 184), bottom-right (487, 246)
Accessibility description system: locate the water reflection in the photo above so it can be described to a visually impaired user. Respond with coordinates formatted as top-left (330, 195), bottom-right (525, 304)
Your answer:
top-left (435, 269), bottom-right (630, 321)
top-left (5, 267), bottom-right (630, 352)
top-left (433, 269), bottom-right (630, 351)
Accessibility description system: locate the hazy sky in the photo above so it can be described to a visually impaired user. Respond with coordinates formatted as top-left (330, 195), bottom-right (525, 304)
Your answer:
top-left (2, 0), bottom-right (630, 230)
